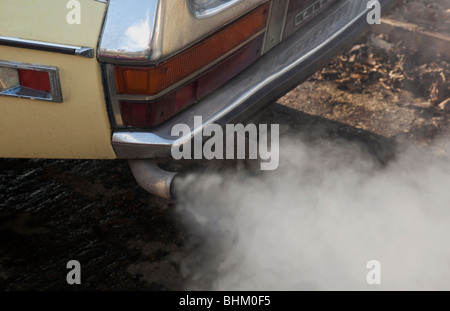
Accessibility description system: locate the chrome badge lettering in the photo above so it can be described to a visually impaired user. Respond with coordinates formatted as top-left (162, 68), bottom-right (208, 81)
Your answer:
top-left (295, 0), bottom-right (331, 26)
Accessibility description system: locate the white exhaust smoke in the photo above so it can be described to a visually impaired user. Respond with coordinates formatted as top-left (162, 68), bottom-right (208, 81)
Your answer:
top-left (175, 135), bottom-right (450, 290)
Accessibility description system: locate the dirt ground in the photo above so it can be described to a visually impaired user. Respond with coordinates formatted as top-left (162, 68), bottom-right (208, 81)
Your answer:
top-left (0, 0), bottom-right (449, 290)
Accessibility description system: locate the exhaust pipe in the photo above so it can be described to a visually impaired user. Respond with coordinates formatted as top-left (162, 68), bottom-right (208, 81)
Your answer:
top-left (128, 160), bottom-right (179, 200)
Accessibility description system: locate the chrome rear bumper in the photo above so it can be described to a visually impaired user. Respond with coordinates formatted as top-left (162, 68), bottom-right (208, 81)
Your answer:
top-left (112, 0), bottom-right (397, 159)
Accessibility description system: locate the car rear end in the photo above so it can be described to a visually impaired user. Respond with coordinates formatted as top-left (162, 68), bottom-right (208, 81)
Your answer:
top-left (0, 0), bottom-right (398, 198)
top-left (102, 0), bottom-right (397, 159)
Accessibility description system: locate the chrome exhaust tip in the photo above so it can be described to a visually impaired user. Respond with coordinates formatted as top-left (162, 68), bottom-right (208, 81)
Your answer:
top-left (128, 160), bottom-right (179, 200)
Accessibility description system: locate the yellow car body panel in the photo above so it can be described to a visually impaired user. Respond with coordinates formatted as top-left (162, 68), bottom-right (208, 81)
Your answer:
top-left (0, 0), bottom-right (116, 159)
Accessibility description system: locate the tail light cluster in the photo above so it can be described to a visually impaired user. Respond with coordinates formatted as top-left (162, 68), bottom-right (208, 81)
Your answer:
top-left (111, 2), bottom-right (270, 129)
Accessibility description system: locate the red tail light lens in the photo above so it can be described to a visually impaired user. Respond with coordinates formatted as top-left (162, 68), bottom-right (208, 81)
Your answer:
top-left (120, 83), bottom-right (197, 128)
top-left (18, 69), bottom-right (51, 93)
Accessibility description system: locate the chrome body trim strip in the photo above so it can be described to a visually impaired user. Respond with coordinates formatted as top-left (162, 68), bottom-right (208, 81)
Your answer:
top-left (112, 0), bottom-right (398, 159)
top-left (0, 36), bottom-right (94, 58)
